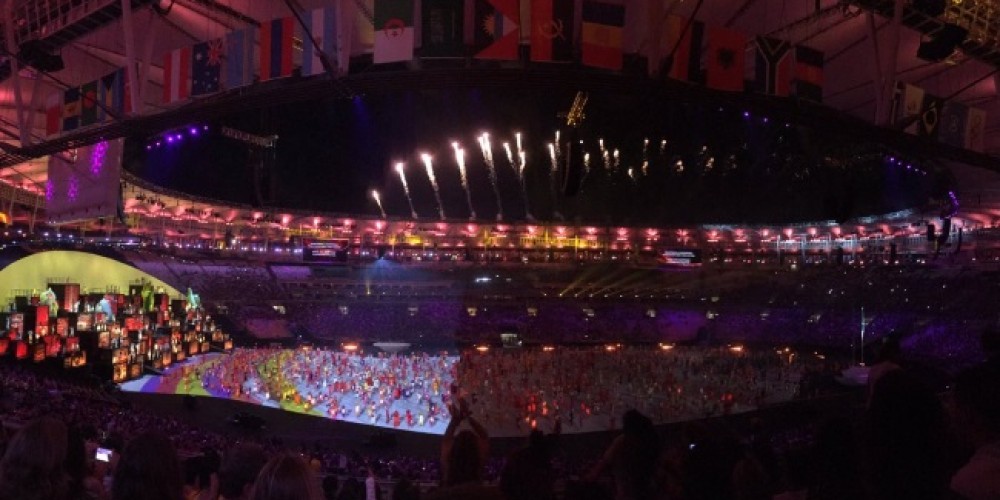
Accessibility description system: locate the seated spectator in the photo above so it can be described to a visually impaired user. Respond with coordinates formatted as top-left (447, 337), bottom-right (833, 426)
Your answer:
top-left (426, 400), bottom-right (502, 500)
top-left (949, 364), bottom-right (1000, 500)
top-left (111, 431), bottom-right (184, 500)
top-left (500, 430), bottom-right (555, 500)
top-left (183, 455), bottom-right (218, 500)
top-left (219, 443), bottom-right (269, 500)
top-left (250, 453), bottom-right (323, 500)
top-left (865, 369), bottom-right (950, 500)
top-left (587, 410), bottom-right (660, 500)
top-left (0, 417), bottom-right (70, 500)
top-left (66, 426), bottom-right (104, 500)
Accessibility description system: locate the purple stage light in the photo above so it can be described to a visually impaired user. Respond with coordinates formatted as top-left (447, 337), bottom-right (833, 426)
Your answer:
top-left (743, 111), bottom-right (750, 118)
top-left (190, 128), bottom-right (198, 135)
top-left (167, 137), bottom-right (174, 143)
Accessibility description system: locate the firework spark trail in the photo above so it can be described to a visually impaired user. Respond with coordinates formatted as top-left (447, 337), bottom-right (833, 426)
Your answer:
top-left (613, 148), bottom-right (621, 170)
top-left (642, 138), bottom-right (650, 176)
top-left (478, 133), bottom-right (503, 221)
top-left (420, 153), bottom-right (446, 220)
top-left (502, 142), bottom-right (519, 179)
top-left (554, 130), bottom-right (561, 158)
top-left (453, 145), bottom-right (476, 220)
top-left (660, 139), bottom-right (667, 155)
top-left (599, 138), bottom-right (611, 170)
top-left (395, 162), bottom-right (418, 219)
top-left (371, 189), bottom-right (387, 219)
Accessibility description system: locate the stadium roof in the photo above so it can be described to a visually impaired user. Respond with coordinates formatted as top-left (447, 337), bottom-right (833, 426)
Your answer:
top-left (1, 0), bottom-right (1000, 225)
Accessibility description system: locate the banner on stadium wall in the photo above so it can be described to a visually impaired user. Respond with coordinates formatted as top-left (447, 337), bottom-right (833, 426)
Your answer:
top-left (45, 139), bottom-right (124, 224)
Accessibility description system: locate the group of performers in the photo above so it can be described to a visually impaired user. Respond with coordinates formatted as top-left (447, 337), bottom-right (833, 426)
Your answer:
top-left (167, 348), bottom-right (459, 433)
top-left (157, 345), bottom-right (803, 437)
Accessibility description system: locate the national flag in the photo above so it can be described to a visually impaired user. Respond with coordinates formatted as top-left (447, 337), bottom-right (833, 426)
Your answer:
top-left (421, 0), bottom-right (464, 57)
top-left (474, 0), bottom-right (520, 60)
top-left (917, 92), bottom-right (944, 139)
top-left (894, 82), bottom-right (924, 135)
top-left (938, 101), bottom-right (968, 149)
top-left (965, 107), bottom-right (987, 152)
top-left (80, 80), bottom-right (100, 126)
top-left (374, 0), bottom-right (415, 63)
top-left (896, 84), bottom-right (944, 138)
top-left (701, 26), bottom-right (745, 91)
top-left (746, 36), bottom-right (792, 96)
top-left (45, 93), bottom-right (61, 136)
top-left (793, 45), bottom-right (823, 102)
top-left (260, 17), bottom-right (295, 80)
top-left (163, 46), bottom-right (191, 104)
top-left (302, 6), bottom-right (338, 76)
top-left (63, 87), bottom-right (81, 132)
top-left (581, 1), bottom-right (625, 71)
top-left (98, 68), bottom-right (125, 120)
top-left (662, 15), bottom-right (702, 82)
top-left (530, 0), bottom-right (574, 62)
top-left (224, 28), bottom-right (254, 88)
top-left (192, 39), bottom-right (223, 95)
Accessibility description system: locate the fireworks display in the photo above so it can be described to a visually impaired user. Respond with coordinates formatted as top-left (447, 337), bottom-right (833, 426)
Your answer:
top-left (380, 129), bottom-right (663, 221)
top-left (371, 189), bottom-right (386, 219)
top-left (453, 144), bottom-right (476, 220)
top-left (478, 133), bottom-right (503, 221)
top-left (421, 153), bottom-right (445, 220)
top-left (395, 162), bottom-right (418, 219)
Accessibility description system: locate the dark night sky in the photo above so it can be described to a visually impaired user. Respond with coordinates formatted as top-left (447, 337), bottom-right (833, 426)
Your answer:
top-left (126, 87), bottom-right (941, 225)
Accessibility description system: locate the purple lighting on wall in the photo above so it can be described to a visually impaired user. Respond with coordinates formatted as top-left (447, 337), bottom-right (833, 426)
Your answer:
top-left (90, 141), bottom-right (108, 176)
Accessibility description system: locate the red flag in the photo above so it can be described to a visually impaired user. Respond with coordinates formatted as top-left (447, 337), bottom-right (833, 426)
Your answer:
top-left (531, 0), bottom-right (574, 62)
top-left (163, 47), bottom-right (191, 103)
top-left (703, 26), bottom-right (745, 91)
top-left (260, 17), bottom-right (295, 80)
top-left (581, 1), bottom-right (625, 71)
top-left (45, 93), bottom-right (61, 136)
top-left (793, 45), bottom-right (824, 102)
top-left (474, 0), bottom-right (520, 60)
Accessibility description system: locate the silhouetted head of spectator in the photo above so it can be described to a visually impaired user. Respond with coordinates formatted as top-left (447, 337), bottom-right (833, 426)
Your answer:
top-left (445, 430), bottom-right (482, 486)
top-left (219, 443), bottom-right (269, 500)
top-left (952, 364), bottom-right (1000, 446)
top-left (250, 453), bottom-right (322, 500)
top-left (112, 431), bottom-right (183, 500)
top-left (875, 336), bottom-right (902, 364)
top-left (184, 456), bottom-right (212, 492)
top-left (622, 409), bottom-right (655, 439)
top-left (869, 369), bottom-right (945, 443)
top-left (0, 417), bottom-right (69, 500)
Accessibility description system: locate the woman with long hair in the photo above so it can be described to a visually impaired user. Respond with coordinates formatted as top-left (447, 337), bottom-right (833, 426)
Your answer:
top-left (250, 454), bottom-right (323, 500)
top-left (111, 432), bottom-right (184, 500)
top-left (0, 417), bottom-right (70, 500)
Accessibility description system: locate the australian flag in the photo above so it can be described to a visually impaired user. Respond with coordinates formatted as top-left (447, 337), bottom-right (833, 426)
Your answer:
top-left (192, 39), bottom-right (223, 96)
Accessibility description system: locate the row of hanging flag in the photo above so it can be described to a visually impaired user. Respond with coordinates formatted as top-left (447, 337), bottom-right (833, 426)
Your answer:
top-left (39, 0), bottom-right (888, 147)
top-left (893, 82), bottom-right (987, 152)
